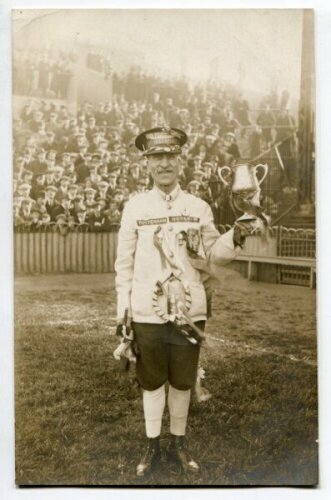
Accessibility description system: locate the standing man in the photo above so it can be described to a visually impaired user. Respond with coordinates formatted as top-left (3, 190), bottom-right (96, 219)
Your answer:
top-left (114, 127), bottom-right (248, 477)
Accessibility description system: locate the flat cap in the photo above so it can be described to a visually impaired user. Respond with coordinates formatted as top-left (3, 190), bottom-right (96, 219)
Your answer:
top-left (45, 185), bottom-right (58, 192)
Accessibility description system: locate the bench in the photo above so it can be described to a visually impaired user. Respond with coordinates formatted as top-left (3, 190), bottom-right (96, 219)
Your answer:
top-left (236, 254), bottom-right (316, 288)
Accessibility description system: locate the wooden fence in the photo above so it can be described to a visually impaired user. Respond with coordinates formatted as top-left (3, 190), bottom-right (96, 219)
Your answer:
top-left (14, 232), bottom-right (118, 273)
top-left (14, 229), bottom-right (316, 288)
top-left (14, 231), bottom-right (277, 275)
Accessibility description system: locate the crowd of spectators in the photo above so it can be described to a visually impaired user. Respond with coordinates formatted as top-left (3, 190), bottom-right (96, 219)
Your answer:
top-left (86, 50), bottom-right (112, 80)
top-left (13, 62), bottom-right (295, 234)
top-left (13, 47), bottom-right (78, 99)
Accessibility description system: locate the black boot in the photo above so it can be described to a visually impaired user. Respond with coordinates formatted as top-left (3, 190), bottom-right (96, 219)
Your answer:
top-left (167, 434), bottom-right (200, 473)
top-left (136, 437), bottom-right (161, 477)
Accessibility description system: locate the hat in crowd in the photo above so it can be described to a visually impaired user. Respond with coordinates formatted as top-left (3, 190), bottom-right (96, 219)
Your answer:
top-left (225, 132), bottom-right (235, 138)
top-left (34, 169), bottom-right (47, 177)
top-left (135, 127), bottom-right (187, 156)
top-left (56, 214), bottom-right (67, 222)
top-left (21, 169), bottom-right (33, 178)
top-left (129, 162), bottom-right (140, 170)
top-left (35, 191), bottom-right (46, 199)
top-left (45, 185), bottom-right (58, 193)
top-left (18, 183), bottom-right (31, 191)
top-left (92, 201), bottom-right (102, 208)
top-left (192, 170), bottom-right (205, 178)
top-left (202, 162), bottom-right (213, 168)
top-left (108, 170), bottom-right (119, 178)
top-left (187, 180), bottom-right (201, 189)
top-left (74, 194), bottom-right (84, 201)
top-left (53, 166), bottom-right (64, 173)
top-left (137, 178), bottom-right (147, 186)
top-left (84, 187), bottom-right (96, 194)
top-left (98, 181), bottom-right (109, 188)
top-left (91, 153), bottom-right (102, 161)
top-left (60, 176), bottom-right (71, 183)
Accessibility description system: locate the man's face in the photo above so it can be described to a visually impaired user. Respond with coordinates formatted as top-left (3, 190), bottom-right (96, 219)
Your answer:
top-left (114, 193), bottom-right (124, 203)
top-left (204, 166), bottom-right (212, 177)
top-left (36, 175), bottom-right (45, 185)
top-left (147, 153), bottom-right (180, 189)
top-left (90, 173), bottom-right (100, 184)
top-left (62, 198), bottom-right (71, 209)
top-left (109, 175), bottom-right (117, 188)
top-left (86, 192), bottom-right (95, 202)
top-left (21, 202), bottom-right (31, 213)
top-left (68, 188), bottom-right (77, 198)
top-left (62, 156), bottom-right (71, 166)
top-left (206, 137), bottom-right (214, 148)
top-left (78, 212), bottom-right (86, 224)
top-left (130, 166), bottom-right (140, 179)
top-left (42, 215), bottom-right (50, 224)
top-left (77, 137), bottom-right (86, 147)
top-left (60, 181), bottom-right (69, 190)
top-left (46, 173), bottom-right (54, 183)
top-left (188, 184), bottom-right (199, 196)
top-left (118, 177), bottom-right (127, 189)
top-left (46, 190), bottom-right (56, 201)
top-left (37, 197), bottom-right (46, 207)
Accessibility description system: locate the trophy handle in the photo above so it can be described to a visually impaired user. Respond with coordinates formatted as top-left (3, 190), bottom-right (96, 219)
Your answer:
top-left (254, 163), bottom-right (268, 185)
top-left (217, 166), bottom-right (232, 186)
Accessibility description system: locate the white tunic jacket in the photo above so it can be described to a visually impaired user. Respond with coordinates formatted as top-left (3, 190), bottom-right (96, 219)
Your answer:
top-left (115, 185), bottom-right (241, 324)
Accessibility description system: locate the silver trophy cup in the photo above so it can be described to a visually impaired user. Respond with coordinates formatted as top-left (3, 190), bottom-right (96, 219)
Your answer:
top-left (218, 162), bottom-right (269, 220)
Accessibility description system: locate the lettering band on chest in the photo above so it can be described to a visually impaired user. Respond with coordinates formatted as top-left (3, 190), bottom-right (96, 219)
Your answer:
top-left (137, 217), bottom-right (167, 226)
top-left (169, 216), bottom-right (200, 223)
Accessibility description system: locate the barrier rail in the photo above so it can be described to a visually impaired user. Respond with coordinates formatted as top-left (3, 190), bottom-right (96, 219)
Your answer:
top-left (14, 227), bottom-right (316, 288)
top-left (14, 232), bottom-right (118, 274)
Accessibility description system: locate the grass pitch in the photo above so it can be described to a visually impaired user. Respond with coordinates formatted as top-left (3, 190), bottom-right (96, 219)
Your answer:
top-left (14, 270), bottom-right (318, 486)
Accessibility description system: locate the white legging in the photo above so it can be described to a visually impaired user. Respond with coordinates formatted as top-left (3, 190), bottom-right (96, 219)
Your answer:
top-left (143, 384), bottom-right (191, 438)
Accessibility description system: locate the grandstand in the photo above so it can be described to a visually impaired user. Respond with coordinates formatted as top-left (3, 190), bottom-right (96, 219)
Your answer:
top-left (12, 10), bottom-right (315, 287)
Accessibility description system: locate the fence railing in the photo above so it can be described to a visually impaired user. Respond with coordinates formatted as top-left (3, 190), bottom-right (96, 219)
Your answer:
top-left (14, 232), bottom-right (118, 274)
top-left (14, 225), bottom-right (315, 277)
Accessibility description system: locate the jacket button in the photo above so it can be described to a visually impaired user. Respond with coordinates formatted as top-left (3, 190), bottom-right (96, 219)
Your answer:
top-left (168, 226), bottom-right (173, 231)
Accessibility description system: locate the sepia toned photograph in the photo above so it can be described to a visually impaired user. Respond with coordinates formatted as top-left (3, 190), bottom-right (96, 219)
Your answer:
top-left (12, 8), bottom-right (317, 487)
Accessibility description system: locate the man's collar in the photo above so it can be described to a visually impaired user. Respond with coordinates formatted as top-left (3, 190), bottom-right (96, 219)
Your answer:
top-left (153, 183), bottom-right (181, 202)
